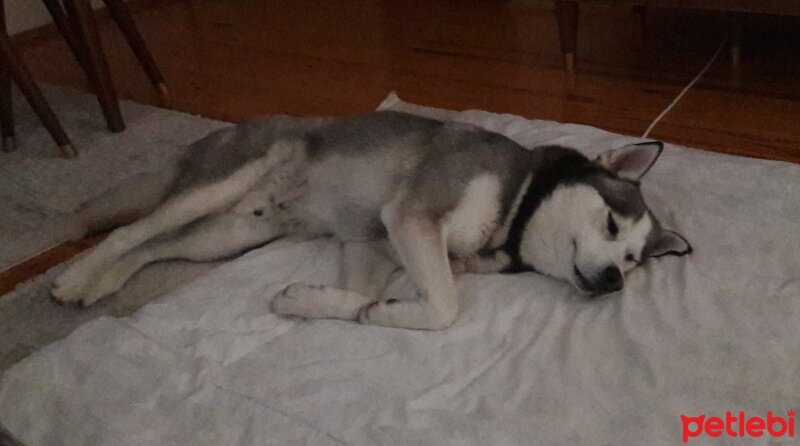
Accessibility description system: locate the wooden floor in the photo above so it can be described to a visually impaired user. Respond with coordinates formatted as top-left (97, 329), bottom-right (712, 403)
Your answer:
top-left (2, 0), bottom-right (800, 294)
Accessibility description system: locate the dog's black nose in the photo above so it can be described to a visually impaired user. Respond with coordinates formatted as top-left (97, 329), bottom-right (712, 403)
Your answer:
top-left (600, 266), bottom-right (623, 293)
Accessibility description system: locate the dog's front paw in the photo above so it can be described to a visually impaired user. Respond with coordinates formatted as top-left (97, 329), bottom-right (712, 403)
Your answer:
top-left (271, 283), bottom-right (326, 318)
top-left (357, 299), bottom-right (456, 330)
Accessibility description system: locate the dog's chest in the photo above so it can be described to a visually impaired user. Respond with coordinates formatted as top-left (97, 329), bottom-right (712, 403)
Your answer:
top-left (443, 175), bottom-right (503, 257)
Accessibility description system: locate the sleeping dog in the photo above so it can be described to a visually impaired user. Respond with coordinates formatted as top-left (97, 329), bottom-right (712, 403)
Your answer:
top-left (52, 111), bottom-right (691, 330)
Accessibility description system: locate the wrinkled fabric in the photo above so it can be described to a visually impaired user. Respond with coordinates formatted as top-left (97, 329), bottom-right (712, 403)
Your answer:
top-left (1, 95), bottom-right (798, 446)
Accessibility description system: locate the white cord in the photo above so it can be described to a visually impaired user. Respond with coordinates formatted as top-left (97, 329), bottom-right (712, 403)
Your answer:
top-left (641, 34), bottom-right (729, 138)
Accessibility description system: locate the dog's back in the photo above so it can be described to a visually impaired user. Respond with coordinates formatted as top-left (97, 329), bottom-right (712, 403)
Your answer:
top-left (269, 112), bottom-right (532, 241)
top-left (77, 111), bottom-right (533, 242)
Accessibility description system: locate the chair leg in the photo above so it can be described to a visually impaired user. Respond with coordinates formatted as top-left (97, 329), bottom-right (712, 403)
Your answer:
top-left (0, 0), bottom-right (15, 152)
top-left (64, 0), bottom-right (125, 132)
top-left (0, 32), bottom-right (76, 157)
top-left (554, 1), bottom-right (578, 75)
top-left (42, 0), bottom-right (90, 75)
top-left (103, 0), bottom-right (170, 106)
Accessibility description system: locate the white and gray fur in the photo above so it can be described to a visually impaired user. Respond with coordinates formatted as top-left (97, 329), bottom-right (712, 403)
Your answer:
top-left (51, 111), bottom-right (691, 330)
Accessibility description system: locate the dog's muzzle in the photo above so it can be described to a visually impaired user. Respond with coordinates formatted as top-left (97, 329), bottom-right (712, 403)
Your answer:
top-left (572, 239), bottom-right (623, 296)
top-left (596, 265), bottom-right (623, 294)
top-left (574, 265), bottom-right (623, 296)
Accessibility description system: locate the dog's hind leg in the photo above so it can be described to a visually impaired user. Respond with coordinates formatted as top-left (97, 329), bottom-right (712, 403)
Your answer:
top-left (82, 211), bottom-right (287, 306)
top-left (53, 140), bottom-right (303, 304)
top-left (272, 241), bottom-right (398, 321)
top-left (357, 204), bottom-right (460, 330)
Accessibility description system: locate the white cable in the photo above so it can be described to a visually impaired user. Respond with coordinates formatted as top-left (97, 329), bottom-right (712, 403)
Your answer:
top-left (642, 34), bottom-right (728, 138)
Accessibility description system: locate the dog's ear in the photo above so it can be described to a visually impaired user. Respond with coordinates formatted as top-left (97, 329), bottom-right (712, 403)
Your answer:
top-left (596, 141), bottom-right (664, 181)
top-left (645, 229), bottom-right (692, 258)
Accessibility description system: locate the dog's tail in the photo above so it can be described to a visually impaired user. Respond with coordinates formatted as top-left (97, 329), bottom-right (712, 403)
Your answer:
top-left (75, 163), bottom-right (181, 235)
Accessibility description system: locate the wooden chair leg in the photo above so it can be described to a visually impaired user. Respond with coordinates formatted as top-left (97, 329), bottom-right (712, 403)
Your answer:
top-left (63, 0), bottom-right (125, 132)
top-left (42, 0), bottom-right (90, 75)
top-left (0, 32), bottom-right (76, 157)
top-left (554, 1), bottom-right (578, 75)
top-left (0, 0), bottom-right (15, 152)
top-left (103, 0), bottom-right (170, 106)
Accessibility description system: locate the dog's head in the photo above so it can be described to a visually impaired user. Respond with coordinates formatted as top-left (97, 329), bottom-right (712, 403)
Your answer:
top-left (518, 142), bottom-right (691, 296)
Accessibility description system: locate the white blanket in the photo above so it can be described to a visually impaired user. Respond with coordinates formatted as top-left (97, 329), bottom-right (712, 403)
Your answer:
top-left (2, 95), bottom-right (799, 445)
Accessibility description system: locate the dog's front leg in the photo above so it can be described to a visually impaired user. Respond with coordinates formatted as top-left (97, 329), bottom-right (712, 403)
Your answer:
top-left (272, 284), bottom-right (376, 321)
top-left (359, 207), bottom-right (459, 330)
top-left (272, 241), bottom-right (397, 321)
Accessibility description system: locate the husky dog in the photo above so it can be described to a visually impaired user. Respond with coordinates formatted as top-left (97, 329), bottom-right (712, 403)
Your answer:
top-left (51, 111), bottom-right (691, 330)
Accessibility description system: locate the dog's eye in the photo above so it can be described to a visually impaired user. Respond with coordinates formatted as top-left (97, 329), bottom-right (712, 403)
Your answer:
top-left (607, 212), bottom-right (619, 237)
top-left (625, 254), bottom-right (636, 262)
